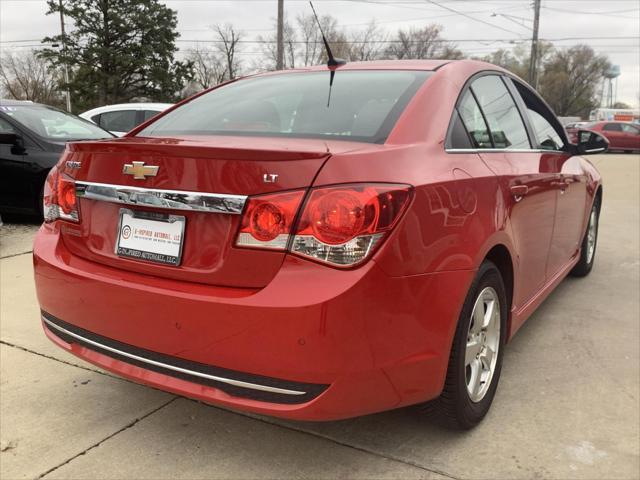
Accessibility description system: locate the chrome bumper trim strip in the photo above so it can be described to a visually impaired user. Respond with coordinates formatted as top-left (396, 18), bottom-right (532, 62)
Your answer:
top-left (42, 317), bottom-right (306, 396)
top-left (75, 181), bottom-right (247, 214)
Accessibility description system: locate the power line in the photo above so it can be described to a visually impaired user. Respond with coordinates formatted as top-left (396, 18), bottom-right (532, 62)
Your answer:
top-left (420, 0), bottom-right (525, 36)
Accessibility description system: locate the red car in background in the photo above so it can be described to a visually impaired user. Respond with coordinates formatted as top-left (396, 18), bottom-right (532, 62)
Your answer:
top-left (567, 121), bottom-right (640, 153)
top-left (33, 60), bottom-right (607, 429)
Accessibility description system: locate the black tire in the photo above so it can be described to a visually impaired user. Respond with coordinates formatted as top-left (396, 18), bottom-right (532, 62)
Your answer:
top-left (423, 261), bottom-right (507, 429)
top-left (570, 199), bottom-right (600, 277)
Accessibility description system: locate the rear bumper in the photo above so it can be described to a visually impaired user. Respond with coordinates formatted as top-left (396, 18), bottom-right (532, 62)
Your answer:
top-left (34, 222), bottom-right (475, 420)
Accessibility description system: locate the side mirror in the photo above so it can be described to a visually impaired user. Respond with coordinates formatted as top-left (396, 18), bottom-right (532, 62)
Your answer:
top-left (573, 129), bottom-right (609, 155)
top-left (0, 132), bottom-right (26, 154)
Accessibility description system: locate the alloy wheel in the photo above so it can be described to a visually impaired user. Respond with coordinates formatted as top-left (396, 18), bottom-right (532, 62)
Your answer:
top-left (465, 287), bottom-right (501, 403)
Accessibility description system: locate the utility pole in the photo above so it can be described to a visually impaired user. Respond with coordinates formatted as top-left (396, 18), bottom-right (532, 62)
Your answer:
top-left (58, 0), bottom-right (71, 112)
top-left (276, 0), bottom-right (284, 70)
top-left (528, 0), bottom-right (541, 88)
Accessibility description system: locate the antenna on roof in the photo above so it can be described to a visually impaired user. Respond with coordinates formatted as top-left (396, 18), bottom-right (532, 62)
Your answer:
top-left (309, 1), bottom-right (346, 107)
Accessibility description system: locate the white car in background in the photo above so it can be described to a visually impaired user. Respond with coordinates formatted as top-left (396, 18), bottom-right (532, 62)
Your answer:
top-left (79, 103), bottom-right (172, 136)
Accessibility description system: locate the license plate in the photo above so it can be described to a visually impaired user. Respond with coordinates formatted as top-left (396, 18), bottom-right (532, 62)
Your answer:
top-left (115, 209), bottom-right (185, 266)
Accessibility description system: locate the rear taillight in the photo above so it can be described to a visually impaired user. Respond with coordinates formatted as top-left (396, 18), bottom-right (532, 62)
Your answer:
top-left (43, 167), bottom-right (79, 223)
top-left (235, 190), bottom-right (305, 249)
top-left (236, 184), bottom-right (412, 267)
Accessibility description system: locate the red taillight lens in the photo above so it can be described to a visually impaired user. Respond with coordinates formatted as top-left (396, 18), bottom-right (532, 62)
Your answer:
top-left (235, 190), bottom-right (305, 249)
top-left (309, 190), bottom-right (367, 245)
top-left (57, 175), bottom-right (77, 215)
top-left (293, 184), bottom-right (412, 266)
top-left (235, 183), bottom-right (412, 267)
top-left (43, 166), bottom-right (79, 223)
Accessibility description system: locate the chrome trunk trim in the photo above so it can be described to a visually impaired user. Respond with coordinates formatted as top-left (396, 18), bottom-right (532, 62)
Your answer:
top-left (75, 181), bottom-right (247, 214)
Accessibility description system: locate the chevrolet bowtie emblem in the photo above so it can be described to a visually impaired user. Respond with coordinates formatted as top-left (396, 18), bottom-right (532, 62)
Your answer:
top-left (122, 161), bottom-right (159, 180)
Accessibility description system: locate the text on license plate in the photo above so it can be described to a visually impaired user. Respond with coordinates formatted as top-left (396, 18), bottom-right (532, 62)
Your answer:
top-left (115, 209), bottom-right (185, 266)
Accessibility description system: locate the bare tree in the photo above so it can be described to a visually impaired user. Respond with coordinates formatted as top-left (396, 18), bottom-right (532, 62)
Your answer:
top-left (347, 20), bottom-right (386, 62)
top-left (385, 24), bottom-right (462, 60)
top-left (258, 16), bottom-right (297, 70)
top-left (213, 23), bottom-right (243, 80)
top-left (187, 45), bottom-right (227, 89)
top-left (295, 13), bottom-right (348, 66)
top-left (0, 50), bottom-right (64, 107)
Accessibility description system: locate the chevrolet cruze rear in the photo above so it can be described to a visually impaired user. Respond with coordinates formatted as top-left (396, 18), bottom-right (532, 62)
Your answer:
top-left (34, 60), bottom-right (602, 428)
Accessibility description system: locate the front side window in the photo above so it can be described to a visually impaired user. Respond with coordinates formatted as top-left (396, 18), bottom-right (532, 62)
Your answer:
top-left (621, 123), bottom-right (640, 134)
top-left (139, 71), bottom-right (432, 144)
top-left (510, 78), bottom-right (565, 151)
top-left (0, 117), bottom-right (16, 134)
top-left (471, 75), bottom-right (530, 149)
top-left (528, 110), bottom-right (564, 150)
top-left (603, 123), bottom-right (622, 132)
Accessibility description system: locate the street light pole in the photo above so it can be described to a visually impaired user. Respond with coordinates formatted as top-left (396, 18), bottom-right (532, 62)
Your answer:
top-left (276, 0), bottom-right (284, 70)
top-left (528, 0), bottom-right (541, 88)
top-left (58, 0), bottom-right (71, 112)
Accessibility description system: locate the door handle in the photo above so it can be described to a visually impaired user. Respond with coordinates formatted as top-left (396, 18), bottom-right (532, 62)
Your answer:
top-left (510, 185), bottom-right (529, 202)
top-left (551, 178), bottom-right (570, 193)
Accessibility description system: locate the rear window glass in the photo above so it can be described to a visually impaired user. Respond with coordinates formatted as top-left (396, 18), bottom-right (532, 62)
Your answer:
top-left (139, 71), bottom-right (431, 144)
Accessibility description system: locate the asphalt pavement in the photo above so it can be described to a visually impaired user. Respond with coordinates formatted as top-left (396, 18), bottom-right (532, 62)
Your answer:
top-left (1, 153), bottom-right (638, 480)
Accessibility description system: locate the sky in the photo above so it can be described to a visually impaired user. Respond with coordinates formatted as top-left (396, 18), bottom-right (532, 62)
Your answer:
top-left (1, 0), bottom-right (639, 108)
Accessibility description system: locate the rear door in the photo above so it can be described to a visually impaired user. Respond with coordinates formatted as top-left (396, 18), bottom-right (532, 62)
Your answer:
top-left (620, 123), bottom-right (640, 150)
top-left (507, 78), bottom-right (587, 277)
top-left (602, 123), bottom-right (624, 149)
top-left (461, 74), bottom-right (558, 310)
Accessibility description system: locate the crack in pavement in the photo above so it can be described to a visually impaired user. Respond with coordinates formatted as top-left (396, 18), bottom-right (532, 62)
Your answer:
top-left (1, 341), bottom-right (460, 480)
top-left (35, 397), bottom-right (179, 480)
top-left (206, 402), bottom-right (461, 480)
top-left (0, 340), bottom-right (126, 382)
top-left (0, 250), bottom-right (33, 260)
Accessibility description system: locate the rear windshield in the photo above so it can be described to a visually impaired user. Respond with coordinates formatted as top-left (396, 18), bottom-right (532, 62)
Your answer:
top-left (138, 70), bottom-right (431, 144)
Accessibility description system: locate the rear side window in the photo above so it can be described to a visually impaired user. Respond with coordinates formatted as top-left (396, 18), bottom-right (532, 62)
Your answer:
top-left (99, 110), bottom-right (137, 132)
top-left (457, 90), bottom-right (492, 148)
top-left (143, 110), bottom-right (161, 122)
top-left (621, 123), bottom-right (640, 134)
top-left (603, 123), bottom-right (622, 132)
top-left (139, 71), bottom-right (431, 144)
top-left (471, 76), bottom-right (530, 149)
top-left (448, 110), bottom-right (473, 149)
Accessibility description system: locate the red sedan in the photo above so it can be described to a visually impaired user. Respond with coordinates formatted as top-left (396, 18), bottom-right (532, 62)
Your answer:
top-left (34, 60), bottom-right (605, 429)
top-left (584, 121), bottom-right (639, 153)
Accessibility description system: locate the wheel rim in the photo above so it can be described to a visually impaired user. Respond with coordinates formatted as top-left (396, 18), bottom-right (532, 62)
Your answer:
top-left (465, 287), bottom-right (501, 403)
top-left (586, 208), bottom-right (598, 264)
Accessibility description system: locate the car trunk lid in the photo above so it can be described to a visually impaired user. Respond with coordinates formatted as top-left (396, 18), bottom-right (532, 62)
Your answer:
top-left (59, 135), bottom-right (361, 288)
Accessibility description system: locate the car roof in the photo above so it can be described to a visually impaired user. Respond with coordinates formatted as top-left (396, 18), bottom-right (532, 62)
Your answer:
top-left (81, 103), bottom-right (172, 113)
top-left (251, 59), bottom-right (513, 87)
top-left (0, 99), bottom-right (47, 107)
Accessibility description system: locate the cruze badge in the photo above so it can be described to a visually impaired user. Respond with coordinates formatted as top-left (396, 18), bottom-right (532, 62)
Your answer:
top-left (123, 161), bottom-right (159, 180)
top-left (65, 160), bottom-right (82, 169)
